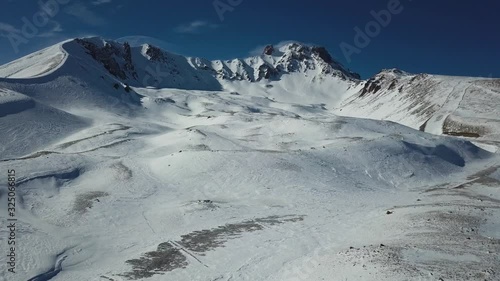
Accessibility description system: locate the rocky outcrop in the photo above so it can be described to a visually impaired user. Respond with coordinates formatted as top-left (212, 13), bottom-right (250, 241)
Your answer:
top-left (359, 77), bottom-right (382, 97)
top-left (257, 64), bottom-right (278, 81)
top-left (312, 46), bottom-right (333, 64)
top-left (263, 45), bottom-right (274, 55)
top-left (123, 42), bottom-right (138, 79)
top-left (145, 45), bottom-right (167, 63)
top-left (76, 39), bottom-right (128, 80)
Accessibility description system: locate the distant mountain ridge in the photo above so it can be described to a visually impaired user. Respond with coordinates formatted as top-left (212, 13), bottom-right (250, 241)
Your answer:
top-left (0, 37), bottom-right (499, 150)
top-left (338, 68), bottom-right (500, 150)
top-left (0, 37), bottom-right (359, 89)
top-left (74, 37), bottom-right (361, 85)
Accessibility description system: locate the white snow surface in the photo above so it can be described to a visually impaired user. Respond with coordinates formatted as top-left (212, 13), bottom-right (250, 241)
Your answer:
top-left (337, 69), bottom-right (500, 151)
top-left (0, 43), bottom-right (69, 79)
top-left (0, 38), bottom-right (499, 281)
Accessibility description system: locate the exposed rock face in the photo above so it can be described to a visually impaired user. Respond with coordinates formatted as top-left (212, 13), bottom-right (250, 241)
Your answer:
top-left (123, 42), bottom-right (138, 79)
top-left (76, 39), bottom-right (130, 80)
top-left (145, 45), bottom-right (167, 63)
top-left (357, 68), bottom-right (413, 97)
top-left (312, 46), bottom-right (333, 64)
top-left (263, 45), bottom-right (274, 55)
top-left (388, 80), bottom-right (398, 90)
top-left (257, 64), bottom-right (278, 81)
top-left (359, 77), bottom-right (382, 97)
top-left (409, 73), bottom-right (429, 84)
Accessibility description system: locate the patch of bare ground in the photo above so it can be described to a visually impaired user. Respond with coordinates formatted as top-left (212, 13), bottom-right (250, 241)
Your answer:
top-left (443, 116), bottom-right (488, 138)
top-left (111, 162), bottom-right (132, 180)
top-left (120, 215), bottom-right (304, 279)
top-left (73, 191), bottom-right (109, 213)
top-left (474, 79), bottom-right (500, 92)
top-left (453, 165), bottom-right (500, 189)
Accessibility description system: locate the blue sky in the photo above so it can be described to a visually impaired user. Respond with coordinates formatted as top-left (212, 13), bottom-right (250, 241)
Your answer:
top-left (0, 0), bottom-right (498, 79)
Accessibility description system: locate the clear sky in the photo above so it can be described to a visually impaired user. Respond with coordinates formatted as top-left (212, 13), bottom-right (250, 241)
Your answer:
top-left (0, 0), bottom-right (498, 79)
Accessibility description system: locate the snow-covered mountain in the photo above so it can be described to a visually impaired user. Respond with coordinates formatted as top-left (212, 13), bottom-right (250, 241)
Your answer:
top-left (0, 38), bottom-right (499, 281)
top-left (0, 37), bottom-right (359, 87)
top-left (2, 37), bottom-right (498, 151)
top-left (337, 69), bottom-right (500, 151)
top-left (0, 37), bottom-right (364, 111)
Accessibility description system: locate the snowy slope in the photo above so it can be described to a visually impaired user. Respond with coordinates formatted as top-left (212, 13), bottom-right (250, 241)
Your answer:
top-left (4, 37), bottom-right (496, 148)
top-left (337, 69), bottom-right (500, 151)
top-left (0, 38), bottom-right (499, 281)
top-left (0, 43), bottom-right (69, 79)
top-left (0, 88), bottom-right (89, 159)
top-left (0, 41), bottom-right (145, 119)
top-left (0, 38), bottom-right (360, 104)
top-left (0, 85), bottom-right (498, 281)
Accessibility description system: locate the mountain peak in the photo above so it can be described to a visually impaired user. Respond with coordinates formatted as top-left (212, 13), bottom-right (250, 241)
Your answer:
top-left (258, 42), bottom-right (360, 80)
top-left (262, 42), bottom-right (333, 61)
top-left (379, 68), bottom-right (410, 76)
top-left (311, 46), bottom-right (334, 64)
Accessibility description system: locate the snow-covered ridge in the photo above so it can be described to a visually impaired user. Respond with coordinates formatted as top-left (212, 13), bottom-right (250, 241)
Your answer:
top-left (0, 42), bottom-right (70, 79)
top-left (0, 37), bottom-right (360, 87)
top-left (0, 37), bottom-right (363, 113)
top-left (211, 43), bottom-right (360, 81)
top-left (0, 36), bottom-right (499, 149)
top-left (338, 69), bottom-right (500, 149)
